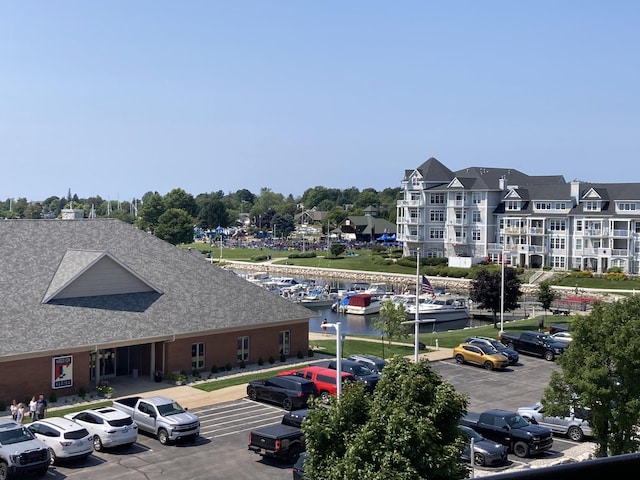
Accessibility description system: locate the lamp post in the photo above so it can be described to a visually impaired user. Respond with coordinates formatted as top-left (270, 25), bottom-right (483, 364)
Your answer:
top-left (321, 321), bottom-right (342, 398)
top-left (414, 247), bottom-right (420, 362)
top-left (500, 249), bottom-right (507, 334)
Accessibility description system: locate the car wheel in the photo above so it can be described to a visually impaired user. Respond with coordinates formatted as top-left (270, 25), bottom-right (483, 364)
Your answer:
top-left (282, 397), bottom-right (293, 411)
top-left (473, 452), bottom-right (486, 466)
top-left (543, 350), bottom-right (555, 361)
top-left (506, 342), bottom-right (515, 350)
top-left (248, 386), bottom-right (258, 400)
top-left (320, 391), bottom-right (331, 405)
top-left (514, 441), bottom-right (529, 458)
top-left (48, 448), bottom-right (57, 465)
top-left (93, 435), bottom-right (104, 451)
top-left (568, 426), bottom-right (584, 442)
top-left (157, 428), bottom-right (169, 445)
top-left (287, 444), bottom-right (301, 464)
top-left (455, 354), bottom-right (465, 365)
top-left (483, 361), bottom-right (494, 371)
top-left (0, 461), bottom-right (9, 480)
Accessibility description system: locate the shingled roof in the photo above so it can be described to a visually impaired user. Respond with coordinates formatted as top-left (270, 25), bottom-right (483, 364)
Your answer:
top-left (0, 219), bottom-right (313, 359)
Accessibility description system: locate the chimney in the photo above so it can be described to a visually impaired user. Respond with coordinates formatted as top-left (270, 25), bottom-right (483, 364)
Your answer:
top-left (499, 175), bottom-right (508, 191)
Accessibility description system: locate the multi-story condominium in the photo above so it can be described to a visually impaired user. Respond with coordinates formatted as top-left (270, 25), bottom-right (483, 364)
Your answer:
top-left (396, 157), bottom-right (640, 274)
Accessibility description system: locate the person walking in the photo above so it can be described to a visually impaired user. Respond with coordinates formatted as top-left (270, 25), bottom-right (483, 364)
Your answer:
top-left (35, 394), bottom-right (47, 420)
top-left (322, 318), bottom-right (328, 335)
top-left (16, 403), bottom-right (25, 424)
top-left (10, 400), bottom-right (18, 421)
top-left (28, 395), bottom-right (37, 422)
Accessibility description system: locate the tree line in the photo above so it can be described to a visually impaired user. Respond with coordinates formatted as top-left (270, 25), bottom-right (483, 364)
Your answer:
top-left (0, 185), bottom-right (402, 245)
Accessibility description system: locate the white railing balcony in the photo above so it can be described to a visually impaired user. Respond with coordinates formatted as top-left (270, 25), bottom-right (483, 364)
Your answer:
top-left (529, 227), bottom-right (544, 234)
top-left (612, 249), bottom-right (629, 256)
top-left (399, 234), bottom-right (420, 242)
top-left (582, 248), bottom-right (599, 255)
top-left (448, 200), bottom-right (466, 207)
top-left (397, 200), bottom-right (422, 207)
top-left (612, 229), bottom-right (629, 237)
top-left (529, 245), bottom-right (547, 254)
top-left (448, 219), bottom-right (468, 226)
top-left (503, 227), bottom-right (525, 234)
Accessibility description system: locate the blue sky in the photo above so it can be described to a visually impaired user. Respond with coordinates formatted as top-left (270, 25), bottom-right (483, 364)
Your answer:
top-left (2, 1), bottom-right (638, 202)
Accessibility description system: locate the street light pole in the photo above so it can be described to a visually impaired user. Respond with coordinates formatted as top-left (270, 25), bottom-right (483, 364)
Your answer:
top-left (321, 322), bottom-right (342, 398)
top-left (500, 249), bottom-right (506, 334)
top-left (415, 248), bottom-right (420, 362)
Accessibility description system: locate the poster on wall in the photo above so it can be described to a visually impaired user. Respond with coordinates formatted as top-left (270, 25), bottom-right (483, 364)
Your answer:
top-left (52, 355), bottom-right (73, 389)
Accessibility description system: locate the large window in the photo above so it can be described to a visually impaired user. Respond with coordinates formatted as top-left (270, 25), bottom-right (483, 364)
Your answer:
top-left (550, 237), bottom-right (566, 250)
top-left (472, 230), bottom-right (481, 241)
top-left (192, 342), bottom-right (205, 370)
top-left (472, 210), bottom-right (481, 223)
top-left (430, 210), bottom-right (445, 222)
top-left (584, 201), bottom-right (601, 212)
top-left (548, 220), bottom-right (566, 231)
top-left (430, 193), bottom-right (445, 204)
top-left (279, 330), bottom-right (290, 356)
top-left (429, 229), bottom-right (444, 239)
top-left (472, 192), bottom-right (483, 204)
top-left (237, 336), bottom-right (249, 362)
top-left (551, 256), bottom-right (566, 268)
top-left (505, 201), bottom-right (520, 211)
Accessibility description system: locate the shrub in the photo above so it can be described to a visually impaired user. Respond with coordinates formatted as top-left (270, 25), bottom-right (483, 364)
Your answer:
top-left (308, 349), bottom-right (314, 358)
top-left (211, 364), bottom-right (218, 374)
top-left (49, 392), bottom-right (57, 404)
top-left (257, 357), bottom-right (264, 366)
top-left (279, 353), bottom-right (287, 362)
top-left (239, 360), bottom-right (246, 369)
top-left (268, 356), bottom-right (275, 365)
top-left (288, 251), bottom-right (317, 259)
top-left (192, 369), bottom-right (201, 378)
top-left (251, 254), bottom-right (269, 261)
top-left (0, 400), bottom-right (6, 412)
top-left (296, 350), bottom-right (304, 359)
top-left (225, 362), bottom-right (233, 372)
top-left (78, 386), bottom-right (86, 399)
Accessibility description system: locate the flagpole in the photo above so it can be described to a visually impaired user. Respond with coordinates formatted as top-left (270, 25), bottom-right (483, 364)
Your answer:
top-left (415, 248), bottom-right (420, 363)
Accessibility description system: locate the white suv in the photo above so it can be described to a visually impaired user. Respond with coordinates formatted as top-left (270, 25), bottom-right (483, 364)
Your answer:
top-left (28, 417), bottom-right (93, 464)
top-left (65, 407), bottom-right (138, 451)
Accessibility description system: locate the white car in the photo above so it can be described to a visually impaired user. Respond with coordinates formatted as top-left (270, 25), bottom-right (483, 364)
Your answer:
top-left (551, 331), bottom-right (573, 344)
top-left (65, 407), bottom-right (138, 451)
top-left (28, 417), bottom-right (93, 464)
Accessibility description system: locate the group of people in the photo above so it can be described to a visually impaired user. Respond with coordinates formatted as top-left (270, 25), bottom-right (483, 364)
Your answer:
top-left (10, 394), bottom-right (48, 424)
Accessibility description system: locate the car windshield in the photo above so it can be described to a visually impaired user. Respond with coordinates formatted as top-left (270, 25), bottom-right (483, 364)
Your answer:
top-left (488, 340), bottom-right (505, 349)
top-left (0, 426), bottom-right (35, 444)
top-left (508, 415), bottom-right (530, 429)
top-left (157, 401), bottom-right (186, 416)
top-left (461, 426), bottom-right (484, 442)
top-left (351, 364), bottom-right (374, 376)
top-left (478, 344), bottom-right (498, 355)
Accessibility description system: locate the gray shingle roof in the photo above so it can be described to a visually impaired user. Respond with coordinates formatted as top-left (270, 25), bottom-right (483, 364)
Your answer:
top-left (0, 219), bottom-right (313, 359)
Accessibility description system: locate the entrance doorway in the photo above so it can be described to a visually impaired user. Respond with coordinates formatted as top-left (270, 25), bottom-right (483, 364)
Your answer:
top-left (90, 348), bottom-right (116, 381)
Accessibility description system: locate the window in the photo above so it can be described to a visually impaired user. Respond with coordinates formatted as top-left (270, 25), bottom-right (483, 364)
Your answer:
top-left (550, 237), bottom-right (566, 250)
top-left (430, 210), bottom-right (445, 222)
top-left (472, 230), bottom-right (481, 241)
top-left (576, 220), bottom-right (582, 232)
top-left (584, 201), bottom-right (601, 211)
top-left (410, 209), bottom-right (419, 222)
top-left (237, 336), bottom-right (249, 362)
top-left (279, 330), bottom-right (290, 355)
top-left (618, 203), bottom-right (637, 211)
top-left (472, 210), bottom-right (481, 223)
top-left (505, 201), bottom-right (520, 211)
top-left (410, 192), bottom-right (421, 201)
top-left (192, 342), bottom-right (205, 369)
top-left (430, 193), bottom-right (445, 204)
top-left (535, 202), bottom-right (551, 210)
top-left (551, 256), bottom-right (566, 268)
top-left (429, 229), bottom-right (444, 239)
top-left (548, 220), bottom-right (566, 231)
top-left (472, 192), bottom-right (482, 204)
top-left (575, 238), bottom-right (582, 250)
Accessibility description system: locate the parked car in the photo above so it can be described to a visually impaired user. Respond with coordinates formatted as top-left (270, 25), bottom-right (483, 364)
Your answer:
top-left (499, 331), bottom-right (567, 361)
top-left (0, 420), bottom-right (50, 477)
top-left (465, 336), bottom-right (519, 365)
top-left (453, 343), bottom-right (510, 370)
top-left (282, 409), bottom-right (308, 428)
top-left (460, 425), bottom-right (508, 467)
top-left (28, 417), bottom-right (93, 465)
top-left (247, 375), bottom-right (319, 410)
top-left (64, 407), bottom-right (138, 451)
top-left (292, 451), bottom-right (306, 479)
top-left (517, 401), bottom-right (592, 441)
top-left (550, 331), bottom-right (573, 344)
top-left (325, 359), bottom-right (381, 391)
top-left (347, 354), bottom-right (387, 373)
top-left (279, 365), bottom-right (355, 404)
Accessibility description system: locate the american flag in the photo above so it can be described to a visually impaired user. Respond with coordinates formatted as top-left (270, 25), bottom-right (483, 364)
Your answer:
top-left (421, 275), bottom-right (436, 299)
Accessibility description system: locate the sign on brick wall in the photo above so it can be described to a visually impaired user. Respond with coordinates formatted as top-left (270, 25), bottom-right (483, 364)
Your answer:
top-left (52, 355), bottom-right (73, 389)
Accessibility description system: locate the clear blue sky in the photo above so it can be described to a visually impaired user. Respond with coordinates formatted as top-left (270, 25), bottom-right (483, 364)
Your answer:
top-left (2, 1), bottom-right (638, 202)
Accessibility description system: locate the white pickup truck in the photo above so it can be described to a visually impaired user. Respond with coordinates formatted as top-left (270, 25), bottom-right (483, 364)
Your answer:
top-left (111, 396), bottom-right (200, 445)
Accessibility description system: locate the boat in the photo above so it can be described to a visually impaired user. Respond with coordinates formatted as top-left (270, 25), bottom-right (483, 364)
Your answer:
top-left (298, 289), bottom-right (339, 308)
top-left (363, 282), bottom-right (395, 298)
top-left (391, 294), bottom-right (469, 323)
top-left (343, 294), bottom-right (383, 315)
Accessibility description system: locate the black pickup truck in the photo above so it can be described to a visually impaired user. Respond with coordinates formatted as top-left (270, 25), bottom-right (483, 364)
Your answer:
top-left (461, 409), bottom-right (553, 458)
top-left (248, 410), bottom-right (307, 464)
top-left (498, 330), bottom-right (567, 361)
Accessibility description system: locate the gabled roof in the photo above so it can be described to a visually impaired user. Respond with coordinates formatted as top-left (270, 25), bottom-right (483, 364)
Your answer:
top-left (453, 166), bottom-right (565, 190)
top-left (0, 219), bottom-right (313, 359)
top-left (403, 157), bottom-right (454, 184)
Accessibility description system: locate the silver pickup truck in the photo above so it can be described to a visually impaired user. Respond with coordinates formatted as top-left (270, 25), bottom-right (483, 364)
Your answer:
top-left (111, 396), bottom-right (200, 445)
top-left (517, 401), bottom-right (592, 442)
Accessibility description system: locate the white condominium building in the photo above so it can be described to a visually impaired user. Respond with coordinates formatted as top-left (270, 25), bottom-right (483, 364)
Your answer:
top-left (396, 157), bottom-right (640, 274)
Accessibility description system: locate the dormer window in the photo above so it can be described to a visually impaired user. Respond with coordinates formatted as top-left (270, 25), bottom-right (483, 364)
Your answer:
top-left (584, 201), bottom-right (601, 212)
top-left (505, 200), bottom-right (520, 211)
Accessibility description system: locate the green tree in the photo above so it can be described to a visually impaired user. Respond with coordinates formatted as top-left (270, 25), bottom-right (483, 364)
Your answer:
top-left (542, 296), bottom-right (640, 457)
top-left (197, 197), bottom-right (229, 230)
top-left (136, 193), bottom-right (166, 232)
top-left (271, 213), bottom-right (295, 238)
top-left (330, 243), bottom-right (346, 257)
top-left (164, 188), bottom-right (197, 217)
top-left (304, 356), bottom-right (469, 480)
top-left (154, 208), bottom-right (194, 245)
top-left (374, 300), bottom-right (409, 346)
top-left (470, 267), bottom-right (522, 328)
top-left (536, 281), bottom-right (558, 323)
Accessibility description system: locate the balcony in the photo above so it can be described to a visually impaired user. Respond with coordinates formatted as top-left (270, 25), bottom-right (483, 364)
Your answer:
top-left (612, 249), bottom-right (629, 256)
top-left (397, 200), bottom-right (422, 207)
top-left (398, 234), bottom-right (421, 243)
top-left (612, 229), bottom-right (630, 237)
top-left (447, 200), bottom-right (466, 207)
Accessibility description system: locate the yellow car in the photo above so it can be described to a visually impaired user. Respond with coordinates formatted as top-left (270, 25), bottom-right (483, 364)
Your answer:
top-left (453, 343), bottom-right (509, 371)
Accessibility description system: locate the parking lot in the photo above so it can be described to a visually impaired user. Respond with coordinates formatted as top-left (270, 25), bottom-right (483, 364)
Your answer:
top-left (47, 355), bottom-right (593, 479)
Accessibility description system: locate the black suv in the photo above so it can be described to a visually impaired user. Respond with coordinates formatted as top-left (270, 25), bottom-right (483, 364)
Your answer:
top-left (347, 354), bottom-right (387, 373)
top-left (326, 359), bottom-right (380, 391)
top-left (247, 375), bottom-right (318, 410)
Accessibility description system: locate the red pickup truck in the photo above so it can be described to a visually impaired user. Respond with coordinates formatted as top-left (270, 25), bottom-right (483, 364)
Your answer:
top-left (279, 365), bottom-right (355, 404)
